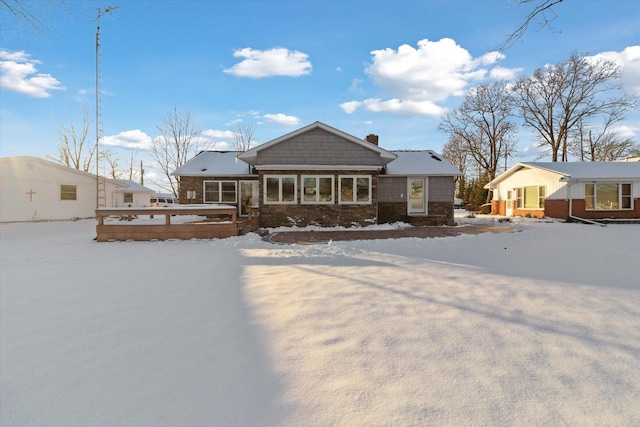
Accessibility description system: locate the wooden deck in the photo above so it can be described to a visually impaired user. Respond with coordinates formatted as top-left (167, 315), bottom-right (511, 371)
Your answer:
top-left (95, 205), bottom-right (259, 242)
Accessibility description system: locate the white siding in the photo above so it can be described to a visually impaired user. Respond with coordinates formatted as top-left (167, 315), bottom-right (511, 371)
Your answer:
top-left (492, 168), bottom-right (567, 200)
top-left (1, 157), bottom-right (119, 222)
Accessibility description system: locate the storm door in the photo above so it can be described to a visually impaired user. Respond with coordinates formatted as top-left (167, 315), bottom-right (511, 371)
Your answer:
top-left (408, 178), bottom-right (428, 214)
top-left (239, 181), bottom-right (259, 216)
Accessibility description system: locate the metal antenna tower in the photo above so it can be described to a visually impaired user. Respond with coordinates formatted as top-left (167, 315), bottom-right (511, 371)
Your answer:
top-left (94, 5), bottom-right (118, 208)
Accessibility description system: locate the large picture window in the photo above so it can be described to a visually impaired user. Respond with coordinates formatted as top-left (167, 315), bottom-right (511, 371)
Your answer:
top-left (516, 186), bottom-right (545, 209)
top-left (302, 176), bottom-right (334, 204)
top-left (585, 183), bottom-right (632, 210)
top-left (264, 175), bottom-right (297, 204)
top-left (60, 185), bottom-right (77, 201)
top-left (203, 181), bottom-right (237, 203)
top-left (339, 175), bottom-right (371, 204)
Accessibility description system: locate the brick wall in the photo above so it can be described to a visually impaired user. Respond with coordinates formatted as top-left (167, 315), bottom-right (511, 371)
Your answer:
top-left (544, 199), bottom-right (569, 219)
top-left (491, 200), bottom-right (506, 215)
top-left (569, 198), bottom-right (640, 220)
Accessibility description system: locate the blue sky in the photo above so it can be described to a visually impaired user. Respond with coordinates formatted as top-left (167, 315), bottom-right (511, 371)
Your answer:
top-left (1, 0), bottom-right (639, 190)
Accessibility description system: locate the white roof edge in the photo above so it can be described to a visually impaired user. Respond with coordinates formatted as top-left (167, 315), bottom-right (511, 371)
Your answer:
top-left (1, 155), bottom-right (123, 185)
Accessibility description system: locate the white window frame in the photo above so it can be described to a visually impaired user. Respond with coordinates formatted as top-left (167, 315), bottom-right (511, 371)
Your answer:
top-left (203, 180), bottom-right (237, 203)
top-left (515, 185), bottom-right (545, 209)
top-left (585, 182), bottom-right (633, 210)
top-left (263, 175), bottom-right (297, 204)
top-left (123, 192), bottom-right (133, 203)
top-left (301, 175), bottom-right (334, 204)
top-left (338, 175), bottom-right (371, 204)
top-left (60, 185), bottom-right (77, 201)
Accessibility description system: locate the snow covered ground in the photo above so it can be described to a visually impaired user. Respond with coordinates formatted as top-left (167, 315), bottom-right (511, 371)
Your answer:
top-left (1, 215), bottom-right (639, 426)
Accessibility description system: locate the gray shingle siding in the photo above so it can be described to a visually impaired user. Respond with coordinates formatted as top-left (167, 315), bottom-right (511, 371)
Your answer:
top-left (257, 128), bottom-right (382, 166)
top-left (428, 176), bottom-right (455, 202)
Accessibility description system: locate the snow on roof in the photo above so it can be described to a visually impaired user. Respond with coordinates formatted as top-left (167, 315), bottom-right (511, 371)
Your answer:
top-left (1, 156), bottom-right (123, 184)
top-left (487, 161), bottom-right (640, 187)
top-left (384, 151), bottom-right (462, 176)
top-left (171, 151), bottom-right (253, 176)
top-left (525, 162), bottom-right (640, 180)
top-left (114, 180), bottom-right (154, 193)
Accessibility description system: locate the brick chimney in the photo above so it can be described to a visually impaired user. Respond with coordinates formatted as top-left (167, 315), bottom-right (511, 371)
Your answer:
top-left (364, 134), bottom-right (379, 146)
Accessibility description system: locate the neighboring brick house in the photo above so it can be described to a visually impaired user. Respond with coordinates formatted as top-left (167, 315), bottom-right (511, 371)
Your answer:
top-left (485, 161), bottom-right (640, 221)
top-left (172, 121), bottom-right (461, 227)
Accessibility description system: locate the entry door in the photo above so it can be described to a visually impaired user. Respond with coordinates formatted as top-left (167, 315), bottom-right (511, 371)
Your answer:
top-left (239, 181), bottom-right (259, 217)
top-left (408, 178), bottom-right (427, 214)
top-left (506, 190), bottom-right (514, 216)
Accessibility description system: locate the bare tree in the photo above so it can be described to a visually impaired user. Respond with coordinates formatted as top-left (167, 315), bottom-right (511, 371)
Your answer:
top-left (150, 106), bottom-right (204, 196)
top-left (441, 135), bottom-right (472, 201)
top-left (46, 110), bottom-right (96, 172)
top-left (501, 0), bottom-right (564, 51)
top-left (512, 51), bottom-right (637, 162)
top-left (101, 149), bottom-right (123, 179)
top-left (232, 124), bottom-right (255, 151)
top-left (571, 115), bottom-right (639, 161)
top-left (125, 151), bottom-right (139, 181)
top-left (0, 0), bottom-right (63, 35)
top-left (439, 81), bottom-right (518, 181)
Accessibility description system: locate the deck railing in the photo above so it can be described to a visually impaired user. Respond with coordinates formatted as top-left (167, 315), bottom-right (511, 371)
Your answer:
top-left (96, 205), bottom-right (258, 241)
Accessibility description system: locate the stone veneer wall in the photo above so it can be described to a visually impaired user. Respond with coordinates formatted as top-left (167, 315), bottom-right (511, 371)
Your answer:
top-left (378, 201), bottom-right (454, 226)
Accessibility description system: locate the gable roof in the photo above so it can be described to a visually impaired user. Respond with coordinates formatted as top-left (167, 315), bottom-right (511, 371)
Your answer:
top-left (114, 180), bottom-right (154, 193)
top-left (171, 151), bottom-right (253, 176)
top-left (1, 156), bottom-right (124, 186)
top-left (487, 161), bottom-right (640, 188)
top-left (237, 121), bottom-right (397, 164)
top-left (385, 150), bottom-right (462, 176)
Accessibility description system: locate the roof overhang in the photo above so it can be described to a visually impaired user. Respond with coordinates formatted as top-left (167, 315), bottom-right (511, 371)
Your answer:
top-left (254, 164), bottom-right (384, 171)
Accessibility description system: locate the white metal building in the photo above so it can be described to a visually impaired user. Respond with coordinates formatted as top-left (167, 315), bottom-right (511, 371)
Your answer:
top-left (1, 156), bottom-right (124, 222)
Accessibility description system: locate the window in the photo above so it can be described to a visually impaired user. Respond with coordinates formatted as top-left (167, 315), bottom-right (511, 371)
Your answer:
top-left (264, 175), bottom-right (297, 204)
top-left (123, 193), bottom-right (133, 203)
top-left (339, 175), bottom-right (371, 204)
top-left (302, 176), bottom-right (334, 204)
top-left (515, 186), bottom-right (545, 209)
top-left (60, 185), bottom-right (77, 201)
top-left (408, 178), bottom-right (427, 214)
top-left (203, 181), bottom-right (237, 203)
top-left (585, 183), bottom-right (632, 210)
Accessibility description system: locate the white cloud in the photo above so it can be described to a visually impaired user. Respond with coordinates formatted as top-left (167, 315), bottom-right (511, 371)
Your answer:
top-left (103, 130), bottom-right (154, 150)
top-left (0, 49), bottom-right (65, 98)
top-left (342, 38), bottom-right (520, 117)
top-left (612, 124), bottom-right (638, 139)
top-left (340, 101), bottom-right (362, 114)
top-left (224, 47), bottom-right (312, 78)
top-left (202, 129), bottom-right (235, 139)
top-left (589, 45), bottom-right (640, 95)
top-left (264, 113), bottom-right (300, 126)
top-left (489, 66), bottom-right (523, 80)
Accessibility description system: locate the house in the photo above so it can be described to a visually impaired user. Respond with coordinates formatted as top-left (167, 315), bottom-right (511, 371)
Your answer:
top-left (485, 162), bottom-right (640, 221)
top-left (172, 121), bottom-right (461, 227)
top-left (0, 156), bottom-right (125, 222)
top-left (113, 180), bottom-right (154, 207)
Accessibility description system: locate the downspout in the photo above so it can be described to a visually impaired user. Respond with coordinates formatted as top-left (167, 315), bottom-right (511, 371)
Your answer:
top-left (567, 180), bottom-right (606, 227)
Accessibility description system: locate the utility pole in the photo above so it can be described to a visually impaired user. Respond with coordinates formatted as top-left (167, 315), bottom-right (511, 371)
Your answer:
top-left (93, 5), bottom-right (118, 208)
